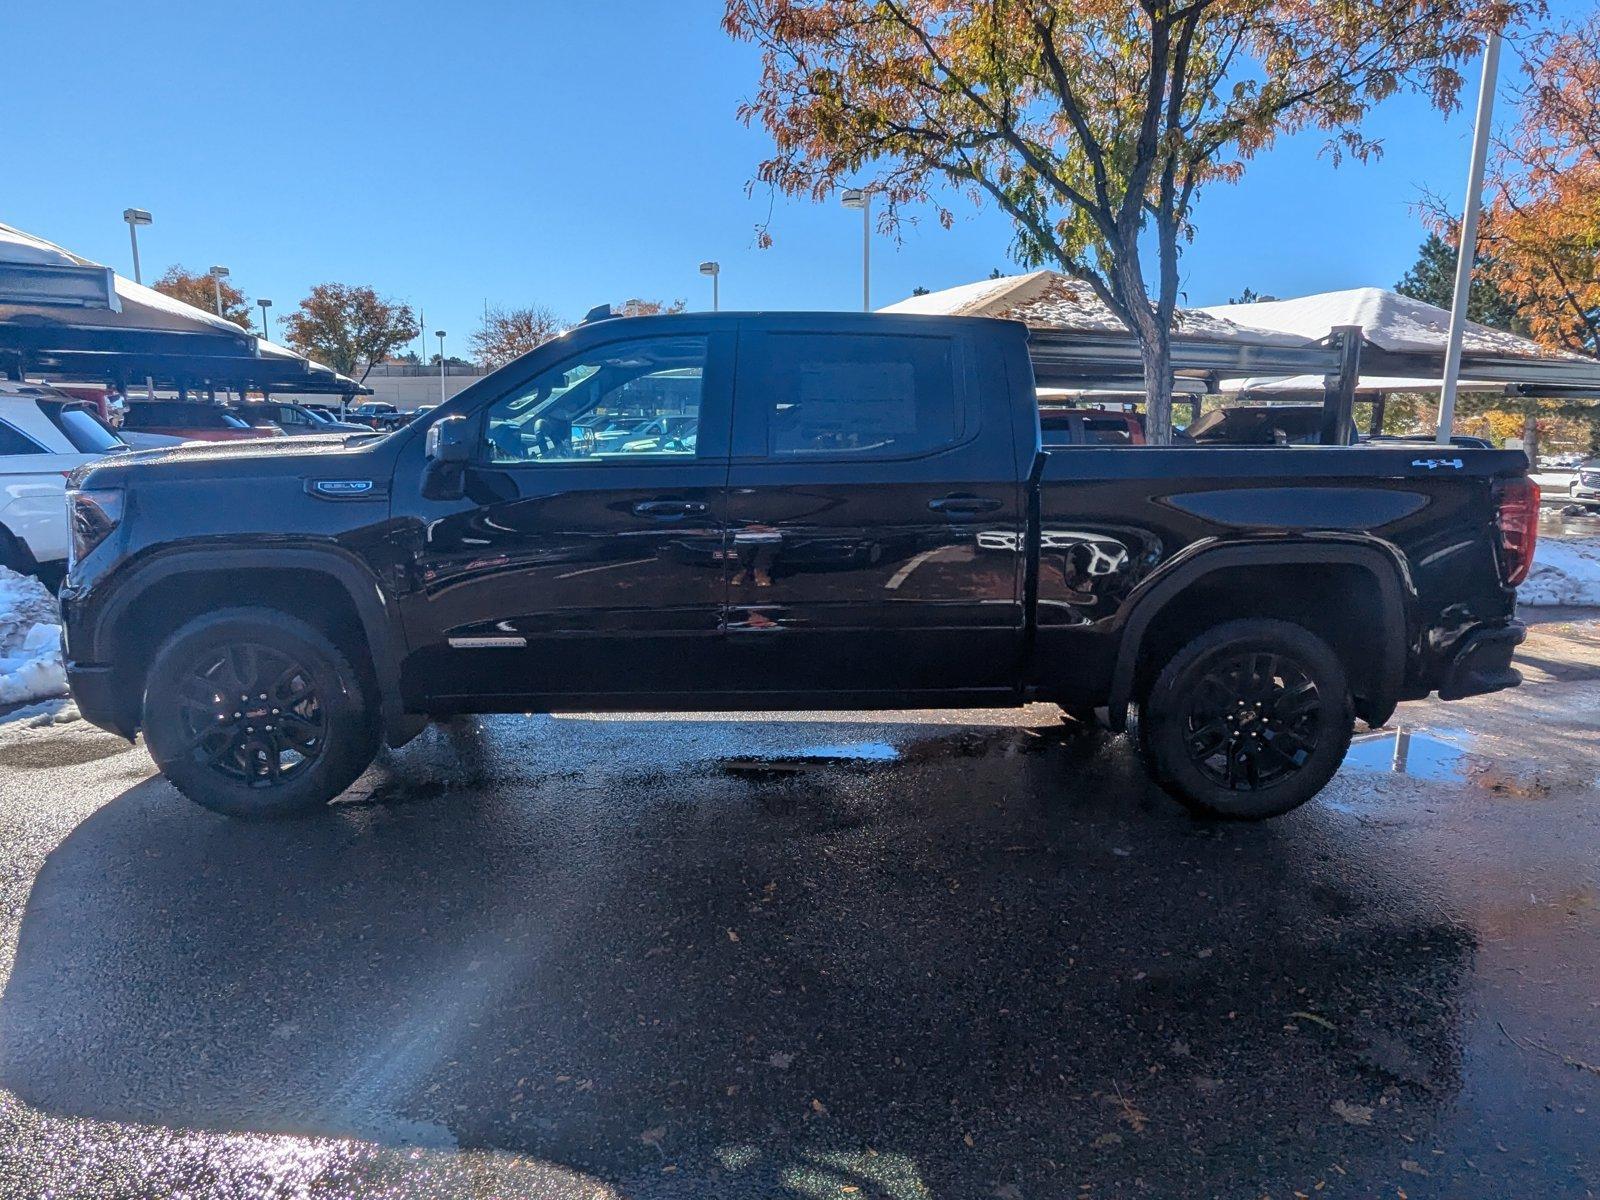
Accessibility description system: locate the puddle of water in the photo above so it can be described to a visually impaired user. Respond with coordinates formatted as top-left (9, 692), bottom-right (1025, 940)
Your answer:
top-left (1346, 728), bottom-right (1484, 782)
top-left (1346, 728), bottom-right (1553, 797)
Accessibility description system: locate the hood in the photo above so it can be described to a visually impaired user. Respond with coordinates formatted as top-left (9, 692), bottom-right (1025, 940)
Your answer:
top-left (74, 430), bottom-right (389, 488)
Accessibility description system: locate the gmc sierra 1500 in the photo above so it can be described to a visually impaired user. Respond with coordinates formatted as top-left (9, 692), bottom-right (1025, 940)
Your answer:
top-left (61, 311), bottom-right (1537, 820)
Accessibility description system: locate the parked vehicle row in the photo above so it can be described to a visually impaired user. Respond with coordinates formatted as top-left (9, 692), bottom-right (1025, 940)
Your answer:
top-left (0, 381), bottom-right (126, 576)
top-left (63, 310), bottom-right (1535, 827)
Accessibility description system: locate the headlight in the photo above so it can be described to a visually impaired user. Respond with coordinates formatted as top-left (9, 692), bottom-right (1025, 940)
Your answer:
top-left (67, 488), bottom-right (125, 570)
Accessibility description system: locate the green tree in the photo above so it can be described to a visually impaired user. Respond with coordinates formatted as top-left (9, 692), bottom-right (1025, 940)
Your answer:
top-left (1394, 232), bottom-right (1525, 332)
top-left (726, 0), bottom-right (1527, 442)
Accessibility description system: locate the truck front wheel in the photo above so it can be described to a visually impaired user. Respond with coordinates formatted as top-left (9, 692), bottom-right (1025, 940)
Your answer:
top-left (142, 607), bottom-right (379, 818)
top-left (1136, 619), bottom-right (1354, 820)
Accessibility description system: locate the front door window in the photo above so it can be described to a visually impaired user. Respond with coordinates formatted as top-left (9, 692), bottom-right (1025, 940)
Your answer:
top-left (483, 335), bottom-right (707, 464)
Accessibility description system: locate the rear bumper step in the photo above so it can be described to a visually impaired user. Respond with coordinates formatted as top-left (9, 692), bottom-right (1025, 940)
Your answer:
top-left (1437, 622), bottom-right (1525, 701)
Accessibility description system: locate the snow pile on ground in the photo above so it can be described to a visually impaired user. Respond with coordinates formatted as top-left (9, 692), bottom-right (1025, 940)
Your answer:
top-left (1519, 536), bottom-right (1600, 607)
top-left (0, 566), bottom-right (67, 708)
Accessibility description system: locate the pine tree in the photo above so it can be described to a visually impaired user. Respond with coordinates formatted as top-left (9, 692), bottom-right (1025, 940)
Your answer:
top-left (1394, 233), bottom-right (1526, 333)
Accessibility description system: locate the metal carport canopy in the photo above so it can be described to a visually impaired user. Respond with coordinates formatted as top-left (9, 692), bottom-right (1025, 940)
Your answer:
top-left (0, 221), bottom-right (368, 396)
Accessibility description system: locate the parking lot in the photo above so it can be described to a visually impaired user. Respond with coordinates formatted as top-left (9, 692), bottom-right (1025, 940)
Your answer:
top-left (0, 614), bottom-right (1596, 1199)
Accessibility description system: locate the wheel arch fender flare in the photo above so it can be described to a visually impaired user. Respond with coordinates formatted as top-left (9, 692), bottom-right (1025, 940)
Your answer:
top-left (92, 544), bottom-right (419, 748)
top-left (1105, 540), bottom-right (1411, 731)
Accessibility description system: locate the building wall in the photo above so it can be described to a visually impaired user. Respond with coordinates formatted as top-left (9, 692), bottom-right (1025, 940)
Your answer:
top-left (358, 371), bottom-right (487, 411)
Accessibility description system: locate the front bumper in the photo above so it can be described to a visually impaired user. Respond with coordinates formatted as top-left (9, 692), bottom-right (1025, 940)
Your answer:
top-left (1437, 621), bottom-right (1525, 701)
top-left (65, 662), bottom-right (136, 740)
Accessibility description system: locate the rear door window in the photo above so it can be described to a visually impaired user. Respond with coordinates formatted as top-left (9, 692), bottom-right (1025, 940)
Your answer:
top-left (738, 332), bottom-right (963, 460)
top-left (0, 420), bottom-right (46, 456)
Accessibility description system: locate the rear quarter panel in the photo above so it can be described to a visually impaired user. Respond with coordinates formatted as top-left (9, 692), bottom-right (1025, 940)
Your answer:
top-left (1033, 446), bottom-right (1525, 697)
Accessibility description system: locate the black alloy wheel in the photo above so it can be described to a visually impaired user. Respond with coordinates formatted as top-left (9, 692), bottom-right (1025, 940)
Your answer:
top-left (1137, 618), bottom-right (1355, 820)
top-left (143, 607), bottom-right (380, 818)
top-left (1181, 650), bottom-right (1321, 791)
top-left (177, 643), bottom-right (329, 786)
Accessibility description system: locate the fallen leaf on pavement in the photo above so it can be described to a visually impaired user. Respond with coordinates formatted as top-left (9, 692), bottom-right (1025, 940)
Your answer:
top-left (1331, 1100), bottom-right (1374, 1126)
top-left (1290, 1011), bottom-right (1337, 1031)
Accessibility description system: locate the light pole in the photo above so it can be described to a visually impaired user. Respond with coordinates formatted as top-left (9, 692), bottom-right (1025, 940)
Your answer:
top-left (840, 188), bottom-right (871, 312)
top-left (435, 330), bottom-right (447, 403)
top-left (208, 265), bottom-right (230, 318)
top-left (698, 261), bottom-right (721, 312)
top-left (257, 298), bottom-right (273, 340)
top-left (122, 208), bottom-right (152, 285)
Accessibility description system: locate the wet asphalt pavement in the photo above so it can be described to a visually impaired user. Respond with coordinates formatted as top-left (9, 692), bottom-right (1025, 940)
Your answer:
top-left (0, 618), bottom-right (1597, 1199)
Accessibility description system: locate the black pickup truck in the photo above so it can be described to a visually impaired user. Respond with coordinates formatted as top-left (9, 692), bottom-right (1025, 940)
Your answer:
top-left (60, 311), bottom-right (1538, 821)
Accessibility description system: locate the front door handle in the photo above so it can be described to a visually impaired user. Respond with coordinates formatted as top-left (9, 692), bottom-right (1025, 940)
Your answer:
top-left (928, 494), bottom-right (1002, 516)
top-left (632, 498), bottom-right (709, 518)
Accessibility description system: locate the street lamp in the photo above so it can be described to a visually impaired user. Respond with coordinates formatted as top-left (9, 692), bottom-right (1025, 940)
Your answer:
top-left (208, 265), bottom-right (230, 318)
top-left (435, 330), bottom-right (447, 403)
top-left (698, 261), bottom-right (721, 312)
top-left (257, 298), bottom-right (273, 340)
top-left (840, 188), bottom-right (871, 312)
top-left (122, 208), bottom-right (152, 285)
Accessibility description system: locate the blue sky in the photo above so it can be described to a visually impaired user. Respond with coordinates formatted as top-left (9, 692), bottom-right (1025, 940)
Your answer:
top-left (0, 0), bottom-right (1577, 355)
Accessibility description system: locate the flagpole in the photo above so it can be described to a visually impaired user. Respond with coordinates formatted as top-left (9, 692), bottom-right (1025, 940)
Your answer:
top-left (1436, 30), bottom-right (1503, 443)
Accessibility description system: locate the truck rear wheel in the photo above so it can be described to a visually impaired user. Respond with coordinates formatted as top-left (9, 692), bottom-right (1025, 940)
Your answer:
top-left (1136, 619), bottom-right (1353, 820)
top-left (142, 607), bottom-right (379, 818)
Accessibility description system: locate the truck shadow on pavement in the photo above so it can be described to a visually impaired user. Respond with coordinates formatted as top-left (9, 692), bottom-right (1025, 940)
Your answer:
top-left (0, 714), bottom-right (1476, 1197)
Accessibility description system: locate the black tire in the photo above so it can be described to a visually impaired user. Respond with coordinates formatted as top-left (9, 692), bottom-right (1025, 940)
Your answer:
top-left (1136, 618), bottom-right (1354, 820)
top-left (142, 607), bottom-right (379, 819)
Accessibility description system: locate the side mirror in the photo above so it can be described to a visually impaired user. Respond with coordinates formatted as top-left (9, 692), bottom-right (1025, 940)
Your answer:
top-left (426, 414), bottom-right (471, 463)
top-left (422, 415), bottom-right (471, 500)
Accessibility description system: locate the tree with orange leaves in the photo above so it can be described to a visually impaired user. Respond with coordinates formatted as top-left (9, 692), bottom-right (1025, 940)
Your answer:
top-left (726, 0), bottom-right (1529, 441)
top-left (1476, 16), bottom-right (1600, 359)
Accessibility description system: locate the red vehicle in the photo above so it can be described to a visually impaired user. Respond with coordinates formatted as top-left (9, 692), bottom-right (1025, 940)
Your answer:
top-left (122, 401), bottom-right (285, 443)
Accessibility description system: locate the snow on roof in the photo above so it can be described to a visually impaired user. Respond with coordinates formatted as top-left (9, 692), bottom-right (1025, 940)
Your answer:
top-left (1218, 373), bottom-right (1509, 395)
top-left (0, 223), bottom-right (81, 269)
top-left (1196, 287), bottom-right (1585, 362)
top-left (879, 272), bottom-right (1046, 317)
top-left (1, 220), bottom-right (368, 390)
top-left (882, 270), bottom-right (1307, 345)
top-left (1, 219), bottom-right (251, 338)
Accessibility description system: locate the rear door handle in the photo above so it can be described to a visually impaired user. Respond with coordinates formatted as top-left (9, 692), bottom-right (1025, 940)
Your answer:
top-left (632, 499), bottom-right (709, 518)
top-left (928, 495), bottom-right (1002, 516)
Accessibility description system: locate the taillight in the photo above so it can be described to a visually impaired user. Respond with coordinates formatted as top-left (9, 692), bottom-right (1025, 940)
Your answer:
top-left (1493, 476), bottom-right (1540, 587)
